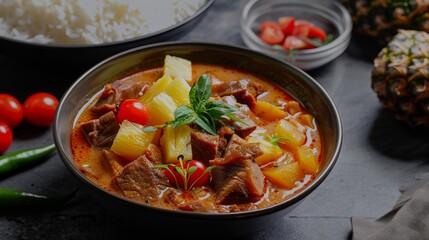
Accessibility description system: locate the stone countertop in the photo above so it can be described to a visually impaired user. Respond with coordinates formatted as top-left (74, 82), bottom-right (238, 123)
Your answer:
top-left (1, 0), bottom-right (428, 239)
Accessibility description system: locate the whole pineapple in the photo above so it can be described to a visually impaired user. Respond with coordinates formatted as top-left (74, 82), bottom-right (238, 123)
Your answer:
top-left (371, 29), bottom-right (429, 127)
top-left (341, 0), bottom-right (429, 45)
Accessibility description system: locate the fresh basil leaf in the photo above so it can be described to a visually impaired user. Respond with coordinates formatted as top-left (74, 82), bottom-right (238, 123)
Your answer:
top-left (174, 166), bottom-right (184, 175)
top-left (205, 100), bottom-right (239, 118)
top-left (172, 105), bottom-right (197, 128)
top-left (154, 164), bottom-right (170, 169)
top-left (204, 165), bottom-right (215, 174)
top-left (192, 74), bottom-right (212, 106)
top-left (195, 112), bottom-right (217, 135)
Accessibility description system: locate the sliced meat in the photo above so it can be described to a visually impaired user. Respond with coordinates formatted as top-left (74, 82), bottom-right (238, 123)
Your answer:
top-left (211, 159), bottom-right (265, 204)
top-left (101, 150), bottom-right (124, 177)
top-left (144, 143), bottom-right (163, 164)
top-left (212, 79), bottom-right (266, 108)
top-left (220, 110), bottom-right (257, 139)
top-left (210, 134), bottom-right (262, 166)
top-left (90, 74), bottom-right (150, 115)
top-left (80, 111), bottom-right (119, 148)
top-left (112, 155), bottom-right (170, 204)
top-left (191, 131), bottom-right (226, 165)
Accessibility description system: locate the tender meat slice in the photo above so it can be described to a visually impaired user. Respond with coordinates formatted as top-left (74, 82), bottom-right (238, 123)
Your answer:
top-left (90, 74), bottom-right (150, 115)
top-left (112, 155), bottom-right (170, 204)
top-left (212, 79), bottom-right (266, 108)
top-left (144, 143), bottom-right (163, 164)
top-left (210, 134), bottom-right (262, 166)
top-left (220, 109), bottom-right (257, 139)
top-left (80, 111), bottom-right (119, 148)
top-left (101, 150), bottom-right (124, 177)
top-left (211, 159), bottom-right (265, 204)
top-left (191, 131), bottom-right (226, 165)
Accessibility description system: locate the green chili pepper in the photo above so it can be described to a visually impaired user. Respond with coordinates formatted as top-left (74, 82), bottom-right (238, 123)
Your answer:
top-left (0, 144), bottom-right (56, 177)
top-left (0, 188), bottom-right (77, 209)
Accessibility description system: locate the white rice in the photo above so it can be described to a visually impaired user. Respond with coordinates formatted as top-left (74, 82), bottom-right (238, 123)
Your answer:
top-left (0, 0), bottom-right (207, 45)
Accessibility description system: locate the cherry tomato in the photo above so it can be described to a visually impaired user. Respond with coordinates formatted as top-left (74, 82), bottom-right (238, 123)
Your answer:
top-left (117, 99), bottom-right (149, 126)
top-left (260, 23), bottom-right (285, 45)
top-left (0, 94), bottom-right (24, 129)
top-left (283, 36), bottom-right (314, 50)
top-left (291, 21), bottom-right (312, 37)
top-left (260, 20), bottom-right (280, 31)
top-left (0, 122), bottom-right (13, 154)
top-left (164, 160), bottom-right (210, 190)
top-left (23, 92), bottom-right (59, 127)
top-left (308, 26), bottom-right (327, 41)
top-left (278, 17), bottom-right (295, 35)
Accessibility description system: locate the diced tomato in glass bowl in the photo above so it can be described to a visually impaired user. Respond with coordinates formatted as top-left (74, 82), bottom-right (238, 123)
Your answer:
top-left (240, 0), bottom-right (352, 70)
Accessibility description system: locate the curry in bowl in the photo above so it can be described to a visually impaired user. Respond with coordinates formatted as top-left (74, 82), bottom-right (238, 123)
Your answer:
top-left (71, 55), bottom-right (322, 213)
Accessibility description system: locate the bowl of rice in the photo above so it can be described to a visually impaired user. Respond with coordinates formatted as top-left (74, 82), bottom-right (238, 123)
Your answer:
top-left (0, 0), bottom-right (214, 66)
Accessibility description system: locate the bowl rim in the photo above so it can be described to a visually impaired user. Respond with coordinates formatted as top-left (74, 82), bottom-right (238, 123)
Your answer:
top-left (54, 41), bottom-right (342, 219)
top-left (240, 0), bottom-right (352, 55)
top-left (0, 0), bottom-right (215, 49)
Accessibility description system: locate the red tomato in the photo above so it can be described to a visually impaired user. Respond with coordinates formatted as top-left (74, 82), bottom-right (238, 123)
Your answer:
top-left (23, 92), bottom-right (59, 127)
top-left (308, 26), bottom-right (327, 41)
top-left (283, 36), bottom-right (315, 50)
top-left (260, 20), bottom-right (280, 31)
top-left (278, 17), bottom-right (295, 35)
top-left (0, 94), bottom-right (24, 129)
top-left (291, 22), bottom-right (311, 37)
top-left (164, 160), bottom-right (210, 190)
top-left (260, 24), bottom-right (285, 45)
top-left (0, 122), bottom-right (13, 154)
top-left (117, 99), bottom-right (149, 126)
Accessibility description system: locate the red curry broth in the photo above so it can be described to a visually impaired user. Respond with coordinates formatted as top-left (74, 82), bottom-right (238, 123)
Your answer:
top-left (71, 63), bottom-right (322, 213)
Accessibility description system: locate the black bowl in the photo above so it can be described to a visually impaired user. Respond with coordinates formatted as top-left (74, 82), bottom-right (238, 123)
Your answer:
top-left (53, 42), bottom-right (342, 239)
top-left (0, 0), bottom-right (215, 68)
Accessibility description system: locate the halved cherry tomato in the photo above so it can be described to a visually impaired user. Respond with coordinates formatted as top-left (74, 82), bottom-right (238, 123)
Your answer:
top-left (283, 36), bottom-right (314, 50)
top-left (164, 160), bottom-right (210, 190)
top-left (291, 21), bottom-right (313, 37)
top-left (0, 122), bottom-right (13, 154)
top-left (23, 92), bottom-right (59, 127)
top-left (117, 99), bottom-right (149, 126)
top-left (259, 20), bottom-right (284, 45)
top-left (308, 26), bottom-right (327, 41)
top-left (260, 21), bottom-right (280, 31)
top-left (278, 17), bottom-right (295, 35)
top-left (0, 94), bottom-right (23, 129)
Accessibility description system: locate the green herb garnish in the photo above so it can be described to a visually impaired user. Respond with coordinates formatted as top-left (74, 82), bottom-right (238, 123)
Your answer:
top-left (144, 74), bottom-right (240, 135)
top-left (266, 134), bottom-right (290, 147)
top-left (300, 34), bottom-right (334, 47)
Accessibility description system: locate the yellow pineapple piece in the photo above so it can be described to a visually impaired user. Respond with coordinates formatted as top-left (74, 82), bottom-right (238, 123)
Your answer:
top-left (297, 145), bottom-right (319, 174)
top-left (164, 55), bottom-right (192, 83)
top-left (275, 119), bottom-right (306, 151)
top-left (298, 114), bottom-right (314, 128)
top-left (164, 78), bottom-right (191, 106)
top-left (262, 162), bottom-right (304, 189)
top-left (251, 101), bottom-right (287, 121)
top-left (160, 125), bottom-right (192, 164)
top-left (111, 120), bottom-right (156, 161)
top-left (139, 74), bottom-right (172, 104)
top-left (247, 137), bottom-right (283, 166)
top-left (147, 92), bottom-right (177, 125)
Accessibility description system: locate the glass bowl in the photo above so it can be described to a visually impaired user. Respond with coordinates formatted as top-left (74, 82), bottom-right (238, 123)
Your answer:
top-left (240, 0), bottom-right (352, 70)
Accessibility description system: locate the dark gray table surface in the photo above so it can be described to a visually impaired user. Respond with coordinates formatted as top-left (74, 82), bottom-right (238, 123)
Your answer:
top-left (1, 0), bottom-right (429, 239)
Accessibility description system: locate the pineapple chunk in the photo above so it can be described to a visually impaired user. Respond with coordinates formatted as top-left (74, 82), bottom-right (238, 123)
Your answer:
top-left (160, 125), bottom-right (192, 164)
top-left (140, 74), bottom-right (172, 104)
top-left (298, 114), bottom-right (314, 128)
top-left (297, 145), bottom-right (319, 174)
top-left (262, 162), bottom-right (304, 189)
top-left (251, 101), bottom-right (287, 121)
top-left (275, 119), bottom-right (306, 151)
top-left (147, 92), bottom-right (177, 125)
top-left (164, 55), bottom-right (192, 82)
top-left (164, 78), bottom-right (191, 106)
top-left (111, 120), bottom-right (156, 161)
top-left (247, 137), bottom-right (283, 165)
